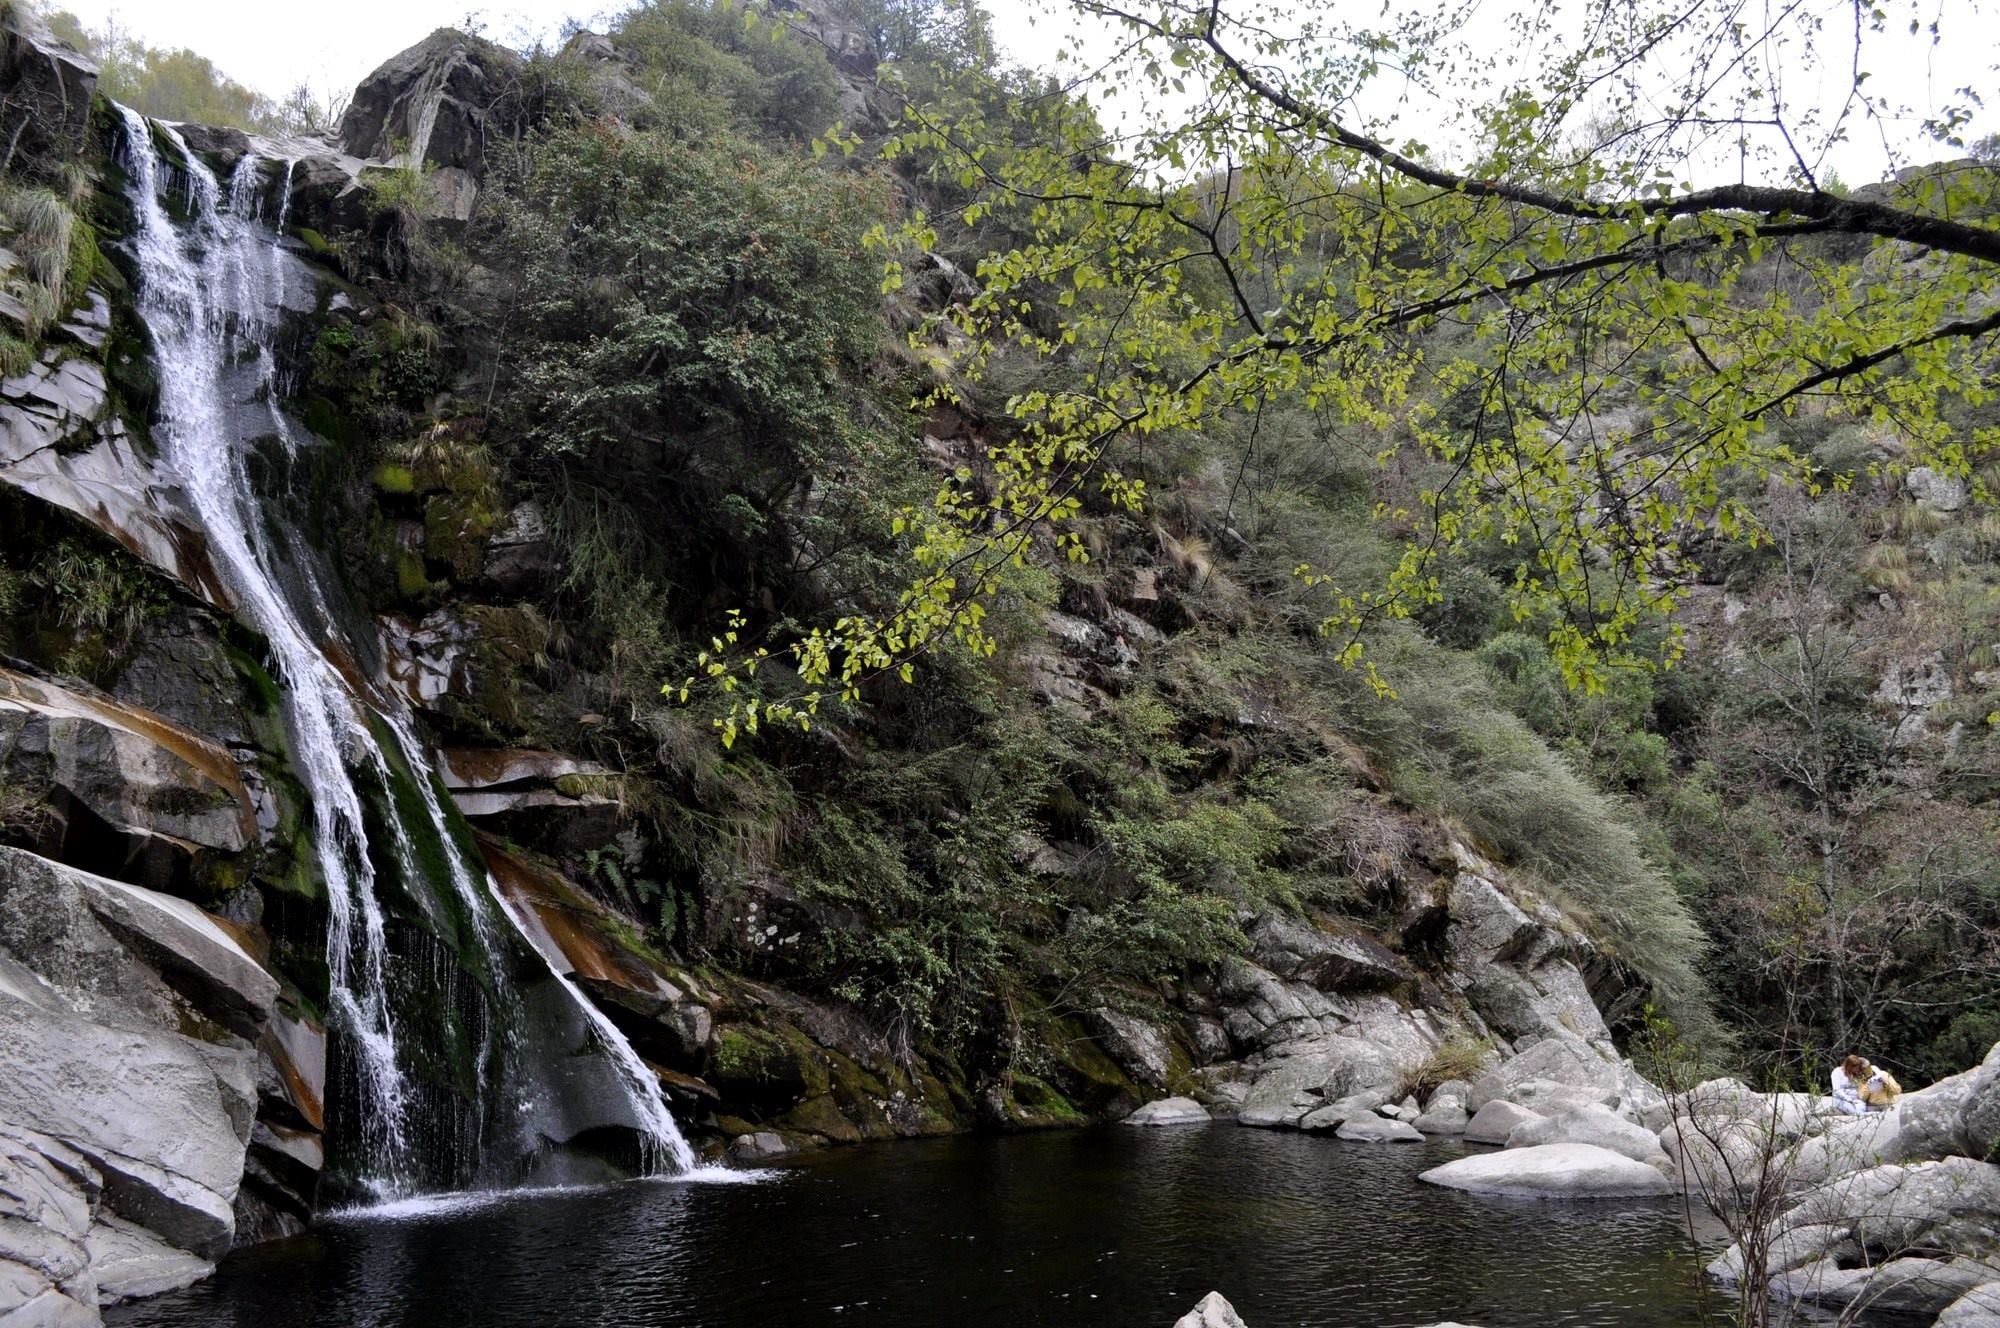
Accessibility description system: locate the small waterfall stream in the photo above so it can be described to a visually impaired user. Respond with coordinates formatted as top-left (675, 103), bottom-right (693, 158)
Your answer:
top-left (116, 107), bottom-right (695, 1196)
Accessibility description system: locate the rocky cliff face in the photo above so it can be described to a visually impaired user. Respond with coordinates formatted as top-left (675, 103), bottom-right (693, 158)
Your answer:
top-left (0, 8), bottom-right (1680, 1321)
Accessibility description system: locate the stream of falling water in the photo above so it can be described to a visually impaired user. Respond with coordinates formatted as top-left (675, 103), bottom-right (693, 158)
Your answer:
top-left (117, 106), bottom-right (696, 1194)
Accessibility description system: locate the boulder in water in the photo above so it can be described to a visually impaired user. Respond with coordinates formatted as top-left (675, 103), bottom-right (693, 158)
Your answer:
top-left (1172, 1292), bottom-right (1250, 1328)
top-left (1124, 1097), bottom-right (1211, 1127)
top-left (1420, 1142), bottom-right (1674, 1198)
top-left (1336, 1114), bottom-right (1424, 1143)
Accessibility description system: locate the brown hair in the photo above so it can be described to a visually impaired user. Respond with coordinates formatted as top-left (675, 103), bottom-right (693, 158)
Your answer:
top-left (1842, 1054), bottom-right (1868, 1077)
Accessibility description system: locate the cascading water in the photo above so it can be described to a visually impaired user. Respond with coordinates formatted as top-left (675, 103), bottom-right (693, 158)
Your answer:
top-left (115, 106), bottom-right (695, 1196)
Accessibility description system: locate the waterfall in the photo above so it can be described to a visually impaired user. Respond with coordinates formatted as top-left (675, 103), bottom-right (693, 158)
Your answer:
top-left (115, 107), bottom-right (696, 1196)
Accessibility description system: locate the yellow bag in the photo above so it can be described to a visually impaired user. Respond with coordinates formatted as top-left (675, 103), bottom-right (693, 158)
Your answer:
top-left (1861, 1069), bottom-right (1902, 1107)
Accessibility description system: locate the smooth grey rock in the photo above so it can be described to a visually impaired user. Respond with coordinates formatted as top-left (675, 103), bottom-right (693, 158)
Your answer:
top-left (1507, 1102), bottom-right (1670, 1165)
top-left (1802, 1256), bottom-right (2000, 1319)
top-left (1421, 1142), bottom-right (1674, 1198)
top-left (1336, 1114), bottom-right (1424, 1143)
top-left (1124, 1097), bottom-right (1210, 1127)
top-left (1901, 1068), bottom-right (1979, 1159)
top-left (1415, 1103), bottom-right (1471, 1135)
top-left (1658, 1114), bottom-right (1775, 1208)
top-left (1172, 1291), bottom-right (1249, 1328)
top-left (1443, 848), bottom-right (1612, 1046)
top-left (726, 1132), bottom-right (791, 1163)
top-left (1464, 1100), bottom-right (1542, 1145)
top-left (1784, 1103), bottom-right (1903, 1189)
top-left (1715, 1156), bottom-right (2000, 1296)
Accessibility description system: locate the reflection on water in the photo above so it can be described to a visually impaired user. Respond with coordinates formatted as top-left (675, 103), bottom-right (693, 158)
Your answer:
top-left (111, 1128), bottom-right (1728, 1328)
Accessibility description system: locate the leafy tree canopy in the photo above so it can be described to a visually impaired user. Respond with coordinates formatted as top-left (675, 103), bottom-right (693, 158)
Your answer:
top-left (692, 0), bottom-right (2000, 736)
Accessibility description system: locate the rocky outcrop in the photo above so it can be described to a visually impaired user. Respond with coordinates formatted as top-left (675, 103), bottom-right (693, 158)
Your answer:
top-left (767, 0), bottom-right (897, 129)
top-left (338, 29), bottom-right (527, 174)
top-left (0, 9), bottom-right (96, 170)
top-left (1713, 1156), bottom-right (2000, 1317)
top-left (1420, 1142), bottom-right (1675, 1198)
top-left (1695, 1043), bottom-right (2000, 1321)
top-left (1245, 911), bottom-right (1414, 994)
top-left (0, 849), bottom-right (277, 1311)
top-left (0, 348), bottom-right (232, 607)
top-left (0, 667), bottom-right (255, 889)
top-left (1443, 845), bottom-right (1615, 1047)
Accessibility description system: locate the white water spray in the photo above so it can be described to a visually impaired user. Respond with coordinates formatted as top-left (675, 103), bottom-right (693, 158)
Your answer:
top-left (116, 107), bottom-right (696, 1195)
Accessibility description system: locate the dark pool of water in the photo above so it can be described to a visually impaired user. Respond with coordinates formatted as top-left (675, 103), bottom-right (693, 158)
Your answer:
top-left (110, 1127), bottom-right (1730, 1328)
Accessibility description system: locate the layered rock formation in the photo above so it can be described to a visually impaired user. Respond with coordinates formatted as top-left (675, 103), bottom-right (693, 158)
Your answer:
top-left (0, 848), bottom-right (278, 1309)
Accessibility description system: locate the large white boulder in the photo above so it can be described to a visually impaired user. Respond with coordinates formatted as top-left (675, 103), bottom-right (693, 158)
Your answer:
top-left (1464, 1100), bottom-right (1541, 1145)
top-left (1173, 1291), bottom-right (1250, 1328)
top-left (1420, 1142), bottom-right (1675, 1199)
top-left (1125, 1097), bottom-right (1212, 1127)
top-left (1507, 1102), bottom-right (1669, 1166)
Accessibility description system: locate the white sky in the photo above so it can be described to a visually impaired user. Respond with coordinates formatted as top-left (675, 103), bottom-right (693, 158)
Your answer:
top-left (51, 0), bottom-right (2000, 185)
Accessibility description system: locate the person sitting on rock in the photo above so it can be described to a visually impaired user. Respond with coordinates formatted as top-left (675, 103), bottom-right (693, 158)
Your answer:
top-left (1859, 1060), bottom-right (1903, 1111)
top-left (1831, 1053), bottom-right (1869, 1115)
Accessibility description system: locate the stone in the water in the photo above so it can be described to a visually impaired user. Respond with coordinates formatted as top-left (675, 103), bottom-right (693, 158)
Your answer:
top-left (727, 1131), bottom-right (791, 1163)
top-left (1420, 1142), bottom-right (1675, 1198)
top-left (1172, 1291), bottom-right (1250, 1328)
top-left (1463, 1100), bottom-right (1540, 1145)
top-left (1337, 1114), bottom-right (1424, 1143)
top-left (1124, 1097), bottom-right (1211, 1127)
